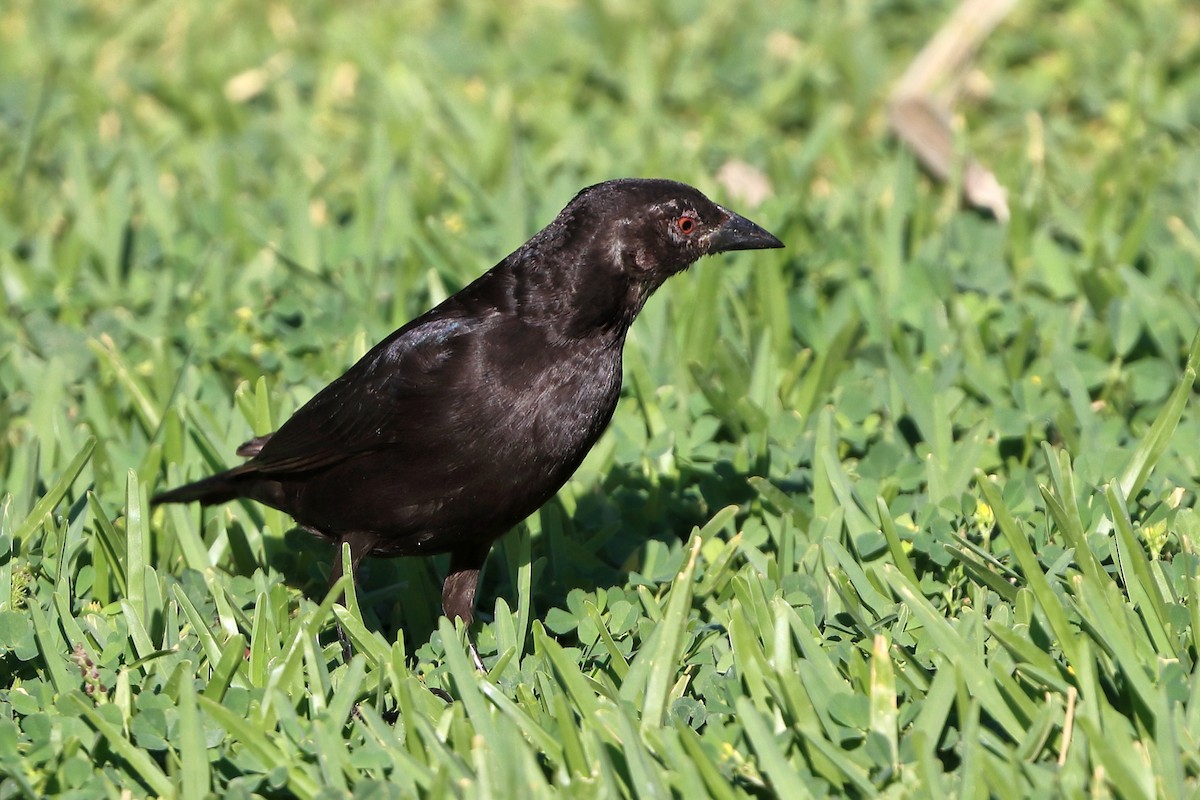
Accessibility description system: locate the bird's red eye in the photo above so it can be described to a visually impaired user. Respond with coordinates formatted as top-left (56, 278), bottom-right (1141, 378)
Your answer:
top-left (676, 215), bottom-right (698, 235)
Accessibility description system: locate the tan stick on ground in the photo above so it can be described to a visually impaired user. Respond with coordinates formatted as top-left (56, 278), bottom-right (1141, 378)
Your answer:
top-left (889, 0), bottom-right (1017, 221)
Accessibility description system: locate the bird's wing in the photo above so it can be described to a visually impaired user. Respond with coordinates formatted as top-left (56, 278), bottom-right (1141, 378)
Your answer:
top-left (245, 315), bottom-right (482, 476)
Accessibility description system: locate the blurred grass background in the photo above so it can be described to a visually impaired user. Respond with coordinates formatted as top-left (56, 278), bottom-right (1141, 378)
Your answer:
top-left (5, 0), bottom-right (1200, 796)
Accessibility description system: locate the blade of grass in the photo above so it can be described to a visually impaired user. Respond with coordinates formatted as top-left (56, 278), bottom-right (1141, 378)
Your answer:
top-left (881, 564), bottom-right (1024, 740)
top-left (1039, 446), bottom-right (1106, 582)
top-left (1115, 328), bottom-right (1200, 502)
top-left (198, 695), bottom-right (321, 799)
top-left (869, 634), bottom-right (899, 772)
top-left (638, 534), bottom-right (701, 731)
top-left (877, 496), bottom-right (920, 585)
top-left (438, 616), bottom-right (496, 739)
top-left (535, 622), bottom-right (603, 719)
top-left (65, 692), bottom-right (173, 796)
top-left (737, 697), bottom-right (814, 800)
top-left (29, 598), bottom-right (74, 694)
top-left (125, 469), bottom-right (146, 622)
top-left (975, 472), bottom-right (1082, 668)
top-left (585, 600), bottom-right (630, 679)
top-left (201, 633), bottom-right (247, 702)
top-left (176, 660), bottom-right (211, 800)
top-left (13, 437), bottom-right (95, 544)
top-left (0, 496), bottom-right (10, 610)
top-left (478, 680), bottom-right (565, 765)
top-left (1105, 482), bottom-right (1174, 656)
top-left (86, 492), bottom-right (128, 597)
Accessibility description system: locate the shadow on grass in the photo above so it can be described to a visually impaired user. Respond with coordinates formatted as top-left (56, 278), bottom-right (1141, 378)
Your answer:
top-left (258, 457), bottom-right (794, 655)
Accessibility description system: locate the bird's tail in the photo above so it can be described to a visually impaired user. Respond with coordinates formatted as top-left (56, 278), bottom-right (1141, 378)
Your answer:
top-left (151, 469), bottom-right (249, 507)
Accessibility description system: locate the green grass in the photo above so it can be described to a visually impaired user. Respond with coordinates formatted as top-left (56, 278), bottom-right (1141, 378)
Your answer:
top-left (4, 0), bottom-right (1200, 796)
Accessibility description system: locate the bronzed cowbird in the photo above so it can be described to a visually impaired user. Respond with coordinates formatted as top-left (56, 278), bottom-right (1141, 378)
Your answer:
top-left (153, 178), bottom-right (783, 648)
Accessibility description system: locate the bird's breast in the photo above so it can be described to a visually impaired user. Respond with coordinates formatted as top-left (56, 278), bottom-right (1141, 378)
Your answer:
top-left (480, 335), bottom-right (624, 468)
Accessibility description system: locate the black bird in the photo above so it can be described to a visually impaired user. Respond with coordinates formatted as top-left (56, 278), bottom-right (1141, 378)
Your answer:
top-left (153, 178), bottom-right (783, 648)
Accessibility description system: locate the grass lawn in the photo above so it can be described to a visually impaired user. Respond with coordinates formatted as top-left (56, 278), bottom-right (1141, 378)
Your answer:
top-left (4, 0), bottom-right (1200, 796)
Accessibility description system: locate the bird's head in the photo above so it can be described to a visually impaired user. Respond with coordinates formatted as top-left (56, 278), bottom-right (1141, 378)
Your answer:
top-left (566, 178), bottom-right (784, 279)
top-left (511, 178), bottom-right (783, 338)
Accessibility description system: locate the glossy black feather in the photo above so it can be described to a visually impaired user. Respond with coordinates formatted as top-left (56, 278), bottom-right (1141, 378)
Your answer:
top-left (153, 178), bottom-right (783, 626)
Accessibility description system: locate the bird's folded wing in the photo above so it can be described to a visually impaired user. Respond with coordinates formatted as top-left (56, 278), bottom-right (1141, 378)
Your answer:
top-left (245, 315), bottom-right (479, 476)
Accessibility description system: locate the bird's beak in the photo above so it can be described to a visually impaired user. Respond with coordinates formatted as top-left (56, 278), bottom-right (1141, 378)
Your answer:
top-left (707, 208), bottom-right (785, 253)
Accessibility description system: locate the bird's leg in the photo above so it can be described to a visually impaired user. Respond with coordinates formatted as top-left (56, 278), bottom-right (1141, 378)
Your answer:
top-left (328, 531), bottom-right (379, 663)
top-left (443, 548), bottom-right (488, 672)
